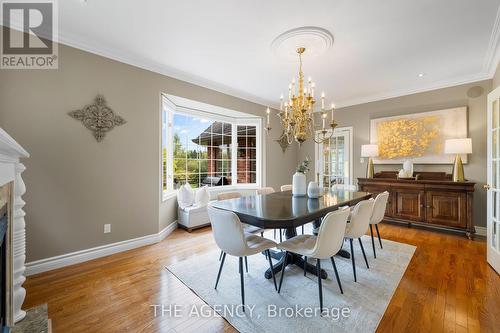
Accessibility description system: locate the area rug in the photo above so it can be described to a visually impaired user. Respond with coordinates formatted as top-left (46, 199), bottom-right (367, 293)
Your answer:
top-left (166, 235), bottom-right (416, 333)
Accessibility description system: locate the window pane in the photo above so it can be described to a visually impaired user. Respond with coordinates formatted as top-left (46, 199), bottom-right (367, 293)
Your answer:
top-left (174, 159), bottom-right (186, 174)
top-left (199, 160), bottom-right (208, 173)
top-left (236, 125), bottom-right (257, 184)
top-left (187, 160), bottom-right (199, 174)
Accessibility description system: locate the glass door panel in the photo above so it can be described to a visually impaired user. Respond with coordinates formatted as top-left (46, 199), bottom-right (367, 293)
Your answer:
top-left (487, 89), bottom-right (500, 274)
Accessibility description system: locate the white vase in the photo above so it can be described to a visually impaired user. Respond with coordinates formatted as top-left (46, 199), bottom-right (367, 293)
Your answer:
top-left (292, 172), bottom-right (307, 196)
top-left (403, 159), bottom-right (413, 177)
top-left (307, 181), bottom-right (322, 198)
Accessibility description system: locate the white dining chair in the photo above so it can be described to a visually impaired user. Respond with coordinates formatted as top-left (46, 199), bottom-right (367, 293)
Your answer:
top-left (344, 199), bottom-right (375, 282)
top-left (369, 191), bottom-right (389, 258)
top-left (216, 191), bottom-right (265, 269)
top-left (256, 187), bottom-right (275, 195)
top-left (207, 205), bottom-right (278, 311)
top-left (276, 208), bottom-right (350, 312)
top-left (280, 184), bottom-right (293, 192)
top-left (332, 184), bottom-right (358, 191)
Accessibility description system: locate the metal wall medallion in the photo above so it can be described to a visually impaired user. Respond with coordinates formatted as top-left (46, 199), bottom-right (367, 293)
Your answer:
top-left (276, 131), bottom-right (290, 153)
top-left (68, 95), bottom-right (126, 142)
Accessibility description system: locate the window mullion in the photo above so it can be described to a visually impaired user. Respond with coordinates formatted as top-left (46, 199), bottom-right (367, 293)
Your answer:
top-left (231, 123), bottom-right (237, 185)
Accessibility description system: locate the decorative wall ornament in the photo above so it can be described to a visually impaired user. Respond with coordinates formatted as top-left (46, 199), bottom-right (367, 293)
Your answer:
top-left (68, 95), bottom-right (126, 142)
top-left (370, 107), bottom-right (467, 164)
top-left (275, 131), bottom-right (290, 153)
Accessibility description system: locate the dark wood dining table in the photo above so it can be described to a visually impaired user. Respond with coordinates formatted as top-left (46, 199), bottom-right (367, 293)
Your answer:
top-left (210, 189), bottom-right (372, 279)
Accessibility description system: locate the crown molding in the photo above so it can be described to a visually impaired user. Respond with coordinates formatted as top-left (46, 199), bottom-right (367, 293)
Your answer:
top-left (57, 31), bottom-right (276, 109)
top-left (12, 18), bottom-right (496, 111)
top-left (335, 72), bottom-right (492, 109)
top-left (483, 4), bottom-right (500, 76)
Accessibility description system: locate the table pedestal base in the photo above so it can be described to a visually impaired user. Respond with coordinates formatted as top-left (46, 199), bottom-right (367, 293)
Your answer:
top-left (264, 250), bottom-right (328, 280)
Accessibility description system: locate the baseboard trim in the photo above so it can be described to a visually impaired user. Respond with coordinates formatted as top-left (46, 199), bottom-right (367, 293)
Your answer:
top-left (475, 226), bottom-right (487, 237)
top-left (25, 221), bottom-right (178, 276)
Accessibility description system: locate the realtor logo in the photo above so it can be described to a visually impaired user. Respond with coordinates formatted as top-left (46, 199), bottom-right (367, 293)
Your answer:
top-left (1, 0), bottom-right (58, 69)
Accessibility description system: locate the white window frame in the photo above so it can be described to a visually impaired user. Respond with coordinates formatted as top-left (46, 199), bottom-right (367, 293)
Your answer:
top-left (161, 94), bottom-right (263, 200)
top-left (314, 126), bottom-right (354, 188)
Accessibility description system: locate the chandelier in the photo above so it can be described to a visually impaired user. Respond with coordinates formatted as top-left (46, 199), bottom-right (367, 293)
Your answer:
top-left (265, 47), bottom-right (337, 145)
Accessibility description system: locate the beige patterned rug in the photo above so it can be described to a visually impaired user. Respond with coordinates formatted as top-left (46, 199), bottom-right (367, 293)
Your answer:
top-left (166, 235), bottom-right (415, 333)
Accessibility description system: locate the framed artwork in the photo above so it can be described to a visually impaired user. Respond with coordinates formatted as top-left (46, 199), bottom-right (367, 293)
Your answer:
top-left (370, 107), bottom-right (468, 164)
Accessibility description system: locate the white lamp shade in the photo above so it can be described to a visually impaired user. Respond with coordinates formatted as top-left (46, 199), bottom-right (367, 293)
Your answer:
top-left (361, 144), bottom-right (379, 157)
top-left (444, 138), bottom-right (472, 154)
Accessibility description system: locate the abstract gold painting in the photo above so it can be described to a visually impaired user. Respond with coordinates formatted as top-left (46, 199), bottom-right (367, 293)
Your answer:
top-left (370, 107), bottom-right (467, 164)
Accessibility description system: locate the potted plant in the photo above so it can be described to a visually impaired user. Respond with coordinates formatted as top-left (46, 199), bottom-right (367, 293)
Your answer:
top-left (293, 157), bottom-right (310, 196)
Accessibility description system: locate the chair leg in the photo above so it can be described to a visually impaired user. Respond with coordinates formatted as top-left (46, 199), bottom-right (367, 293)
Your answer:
top-left (239, 257), bottom-right (245, 311)
top-left (301, 225), bottom-right (304, 234)
top-left (215, 252), bottom-right (226, 289)
top-left (278, 251), bottom-right (287, 293)
top-left (219, 250), bottom-right (223, 261)
top-left (330, 257), bottom-right (343, 294)
top-left (316, 259), bottom-right (324, 314)
top-left (274, 229), bottom-right (277, 239)
top-left (304, 256), bottom-right (307, 277)
top-left (279, 230), bottom-right (283, 243)
top-left (244, 256), bottom-right (248, 273)
top-left (375, 224), bottom-right (383, 249)
top-left (349, 238), bottom-right (357, 282)
top-left (260, 231), bottom-right (264, 237)
top-left (369, 225), bottom-right (376, 258)
top-left (358, 238), bottom-right (369, 269)
top-left (266, 250), bottom-right (277, 291)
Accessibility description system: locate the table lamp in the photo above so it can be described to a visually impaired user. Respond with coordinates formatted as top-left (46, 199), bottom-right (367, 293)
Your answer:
top-left (361, 144), bottom-right (379, 178)
top-left (444, 138), bottom-right (472, 182)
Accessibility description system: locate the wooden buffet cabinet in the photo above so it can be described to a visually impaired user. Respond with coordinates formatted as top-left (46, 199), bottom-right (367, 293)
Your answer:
top-left (358, 172), bottom-right (476, 238)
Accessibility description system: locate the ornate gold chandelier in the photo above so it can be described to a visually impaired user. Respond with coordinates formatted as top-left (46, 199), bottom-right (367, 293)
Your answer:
top-left (266, 47), bottom-right (337, 145)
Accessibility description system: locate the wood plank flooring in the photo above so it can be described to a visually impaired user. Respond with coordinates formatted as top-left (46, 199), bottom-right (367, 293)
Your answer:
top-left (23, 224), bottom-right (500, 333)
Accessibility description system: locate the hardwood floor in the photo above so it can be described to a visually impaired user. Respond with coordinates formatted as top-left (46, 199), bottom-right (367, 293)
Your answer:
top-left (24, 224), bottom-right (499, 333)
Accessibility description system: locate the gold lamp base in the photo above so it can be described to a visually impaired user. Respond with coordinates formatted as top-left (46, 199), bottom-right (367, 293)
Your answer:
top-left (452, 154), bottom-right (465, 182)
top-left (366, 157), bottom-right (375, 178)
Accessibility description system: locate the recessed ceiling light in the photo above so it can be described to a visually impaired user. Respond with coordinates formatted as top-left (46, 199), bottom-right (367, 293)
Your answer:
top-left (418, 73), bottom-right (425, 78)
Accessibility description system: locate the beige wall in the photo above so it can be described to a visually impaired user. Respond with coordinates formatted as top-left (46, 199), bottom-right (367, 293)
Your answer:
top-left (0, 42), bottom-right (297, 262)
top-left (298, 80), bottom-right (490, 228)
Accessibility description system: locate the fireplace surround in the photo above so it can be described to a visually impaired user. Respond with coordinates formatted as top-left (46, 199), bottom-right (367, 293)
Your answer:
top-left (0, 128), bottom-right (29, 327)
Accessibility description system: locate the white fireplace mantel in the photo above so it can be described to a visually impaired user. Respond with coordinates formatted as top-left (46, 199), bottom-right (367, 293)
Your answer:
top-left (0, 128), bottom-right (29, 323)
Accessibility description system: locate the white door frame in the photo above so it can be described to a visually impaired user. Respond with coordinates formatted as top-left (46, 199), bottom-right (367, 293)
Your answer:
top-left (487, 85), bottom-right (500, 274)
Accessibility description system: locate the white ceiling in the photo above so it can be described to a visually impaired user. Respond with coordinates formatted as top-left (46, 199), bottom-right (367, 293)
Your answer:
top-left (57, 0), bottom-right (500, 108)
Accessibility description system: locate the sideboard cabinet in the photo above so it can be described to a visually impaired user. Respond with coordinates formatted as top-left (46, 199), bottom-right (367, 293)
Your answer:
top-left (358, 172), bottom-right (475, 238)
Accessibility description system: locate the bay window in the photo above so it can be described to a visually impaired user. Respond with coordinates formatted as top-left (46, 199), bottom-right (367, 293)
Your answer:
top-left (161, 94), bottom-right (262, 196)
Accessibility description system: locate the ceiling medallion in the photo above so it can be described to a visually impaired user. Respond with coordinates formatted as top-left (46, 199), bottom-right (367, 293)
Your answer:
top-left (271, 26), bottom-right (334, 60)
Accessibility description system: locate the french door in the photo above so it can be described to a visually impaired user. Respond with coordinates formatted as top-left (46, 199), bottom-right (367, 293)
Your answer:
top-left (487, 86), bottom-right (500, 274)
top-left (315, 127), bottom-right (353, 188)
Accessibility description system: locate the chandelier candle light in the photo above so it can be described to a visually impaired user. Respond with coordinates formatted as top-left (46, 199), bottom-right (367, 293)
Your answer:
top-left (267, 47), bottom-right (337, 145)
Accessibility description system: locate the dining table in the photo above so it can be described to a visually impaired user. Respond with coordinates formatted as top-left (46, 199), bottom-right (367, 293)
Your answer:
top-left (210, 189), bottom-right (372, 280)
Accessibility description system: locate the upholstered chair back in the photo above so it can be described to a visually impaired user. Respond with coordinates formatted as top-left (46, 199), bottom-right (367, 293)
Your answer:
top-left (370, 191), bottom-right (389, 225)
top-left (217, 191), bottom-right (241, 201)
top-left (207, 205), bottom-right (248, 257)
top-left (345, 199), bottom-right (375, 239)
top-left (311, 208), bottom-right (350, 259)
top-left (280, 184), bottom-right (293, 192)
top-left (256, 187), bottom-right (275, 195)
